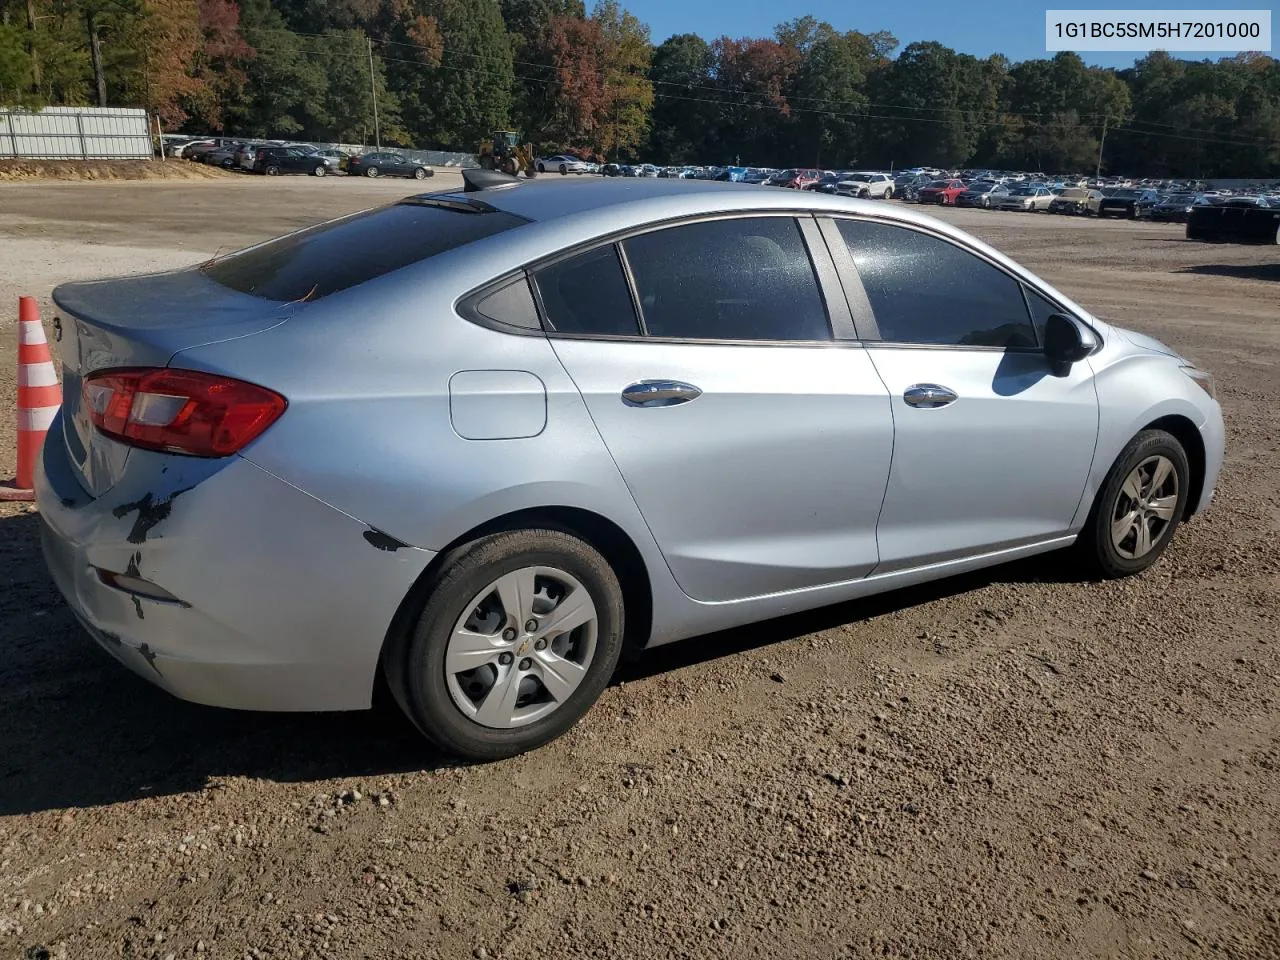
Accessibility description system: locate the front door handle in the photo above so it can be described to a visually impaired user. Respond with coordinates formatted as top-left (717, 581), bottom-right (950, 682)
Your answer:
top-left (903, 383), bottom-right (958, 409)
top-left (621, 380), bottom-right (702, 408)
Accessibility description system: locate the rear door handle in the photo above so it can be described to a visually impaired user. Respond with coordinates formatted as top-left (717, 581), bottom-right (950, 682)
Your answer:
top-left (621, 380), bottom-right (702, 408)
top-left (903, 383), bottom-right (958, 409)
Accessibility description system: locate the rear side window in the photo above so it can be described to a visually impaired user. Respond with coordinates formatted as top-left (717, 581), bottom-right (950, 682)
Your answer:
top-left (622, 217), bottom-right (830, 341)
top-left (533, 246), bottom-right (640, 336)
top-left (201, 201), bottom-right (528, 301)
top-left (836, 219), bottom-right (1036, 349)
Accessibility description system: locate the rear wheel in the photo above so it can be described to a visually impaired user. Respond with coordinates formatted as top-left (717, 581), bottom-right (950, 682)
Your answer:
top-left (365, 166), bottom-right (379, 178)
top-left (264, 164), bottom-right (280, 176)
top-left (390, 529), bottom-right (624, 760)
top-left (1078, 430), bottom-right (1189, 578)
top-left (559, 163), bottom-right (568, 175)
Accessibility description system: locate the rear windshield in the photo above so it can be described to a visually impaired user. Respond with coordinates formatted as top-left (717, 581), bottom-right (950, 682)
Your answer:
top-left (201, 200), bottom-right (528, 301)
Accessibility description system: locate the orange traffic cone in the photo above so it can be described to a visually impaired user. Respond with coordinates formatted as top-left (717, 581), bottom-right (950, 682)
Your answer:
top-left (1, 297), bottom-right (62, 502)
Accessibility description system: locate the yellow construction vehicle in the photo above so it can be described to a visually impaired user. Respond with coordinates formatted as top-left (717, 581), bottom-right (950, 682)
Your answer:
top-left (477, 130), bottom-right (538, 177)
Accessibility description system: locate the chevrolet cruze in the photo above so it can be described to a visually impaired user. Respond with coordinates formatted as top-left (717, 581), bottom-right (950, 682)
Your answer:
top-left (37, 172), bottom-right (1225, 759)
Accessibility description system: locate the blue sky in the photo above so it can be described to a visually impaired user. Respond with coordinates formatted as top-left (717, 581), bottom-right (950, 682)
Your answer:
top-left (625, 0), bottom-right (1265, 69)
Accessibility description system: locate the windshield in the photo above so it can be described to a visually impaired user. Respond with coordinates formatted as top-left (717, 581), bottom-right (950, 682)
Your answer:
top-left (1109, 189), bottom-right (1140, 199)
top-left (1009, 187), bottom-right (1034, 196)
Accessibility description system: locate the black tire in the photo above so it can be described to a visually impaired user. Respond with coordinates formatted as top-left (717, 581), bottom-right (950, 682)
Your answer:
top-left (264, 164), bottom-right (280, 176)
top-left (391, 528), bottom-right (625, 761)
top-left (559, 163), bottom-right (568, 175)
top-left (413, 166), bottom-right (429, 180)
top-left (365, 166), bottom-right (379, 178)
top-left (1078, 429), bottom-right (1190, 579)
top-left (536, 163), bottom-right (545, 173)
top-left (312, 164), bottom-right (326, 177)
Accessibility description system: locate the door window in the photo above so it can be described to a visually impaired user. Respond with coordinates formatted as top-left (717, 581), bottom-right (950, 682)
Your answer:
top-left (835, 219), bottom-right (1037, 349)
top-left (621, 217), bottom-right (831, 341)
top-left (533, 246), bottom-right (640, 336)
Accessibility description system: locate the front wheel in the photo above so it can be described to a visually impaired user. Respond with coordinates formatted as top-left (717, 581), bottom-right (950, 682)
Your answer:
top-left (390, 528), bottom-right (625, 760)
top-left (1078, 430), bottom-right (1190, 578)
top-left (413, 167), bottom-right (429, 180)
top-left (312, 164), bottom-right (326, 177)
top-left (559, 164), bottom-right (568, 175)
top-left (264, 164), bottom-right (280, 176)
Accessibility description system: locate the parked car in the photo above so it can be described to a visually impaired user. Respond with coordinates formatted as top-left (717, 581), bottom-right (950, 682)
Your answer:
top-left (955, 182), bottom-right (1007, 208)
top-left (1150, 193), bottom-right (1207, 223)
top-left (634, 164), bottom-right (660, 178)
top-left (181, 139), bottom-right (220, 161)
top-left (993, 185), bottom-right (1055, 212)
top-left (780, 169), bottom-right (822, 189)
top-left (832, 172), bottom-right (894, 199)
top-left (251, 146), bottom-right (335, 177)
top-left (1048, 188), bottom-right (1105, 216)
top-left (916, 179), bottom-right (968, 205)
top-left (1098, 188), bottom-right (1152, 218)
top-left (536, 155), bottom-right (589, 175)
top-left (236, 141), bottom-right (271, 172)
top-left (202, 142), bottom-right (248, 169)
top-left (346, 152), bottom-right (434, 180)
top-left (1133, 190), bottom-right (1164, 219)
top-left (311, 148), bottom-right (352, 172)
top-left (37, 173), bottom-right (1224, 761)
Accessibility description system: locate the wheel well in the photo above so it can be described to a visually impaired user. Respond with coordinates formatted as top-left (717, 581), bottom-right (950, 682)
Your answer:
top-left (378, 507), bottom-right (654, 686)
top-left (1143, 414), bottom-right (1205, 518)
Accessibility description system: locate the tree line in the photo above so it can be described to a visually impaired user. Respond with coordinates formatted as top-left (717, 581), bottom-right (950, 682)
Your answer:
top-left (1, 0), bottom-right (1277, 177)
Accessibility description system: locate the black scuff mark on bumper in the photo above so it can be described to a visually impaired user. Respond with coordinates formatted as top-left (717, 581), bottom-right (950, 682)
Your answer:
top-left (137, 643), bottom-right (163, 677)
top-left (125, 550), bottom-right (142, 579)
top-left (132, 596), bottom-right (145, 620)
top-left (364, 527), bottom-right (410, 552)
top-left (111, 487), bottom-right (195, 544)
top-left (99, 630), bottom-right (123, 648)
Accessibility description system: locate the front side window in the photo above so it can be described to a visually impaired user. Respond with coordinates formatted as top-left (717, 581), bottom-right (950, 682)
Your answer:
top-left (836, 219), bottom-right (1037, 349)
top-left (621, 217), bottom-right (831, 341)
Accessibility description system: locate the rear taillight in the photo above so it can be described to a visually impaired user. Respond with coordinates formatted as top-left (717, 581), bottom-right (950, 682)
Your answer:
top-left (83, 368), bottom-right (286, 457)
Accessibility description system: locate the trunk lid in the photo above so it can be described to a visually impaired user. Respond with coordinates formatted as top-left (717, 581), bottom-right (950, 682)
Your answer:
top-left (53, 267), bottom-right (289, 498)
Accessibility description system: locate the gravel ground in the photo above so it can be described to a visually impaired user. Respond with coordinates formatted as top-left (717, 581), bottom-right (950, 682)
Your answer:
top-left (1, 178), bottom-right (1277, 960)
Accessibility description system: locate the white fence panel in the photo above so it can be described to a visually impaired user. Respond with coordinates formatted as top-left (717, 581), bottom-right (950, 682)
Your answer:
top-left (1, 106), bottom-right (153, 160)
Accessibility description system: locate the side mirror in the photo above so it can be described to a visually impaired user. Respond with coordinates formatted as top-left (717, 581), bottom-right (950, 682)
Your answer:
top-left (1043, 313), bottom-right (1098, 376)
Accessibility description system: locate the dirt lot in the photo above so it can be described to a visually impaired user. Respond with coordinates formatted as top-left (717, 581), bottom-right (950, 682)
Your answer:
top-left (1, 177), bottom-right (1278, 960)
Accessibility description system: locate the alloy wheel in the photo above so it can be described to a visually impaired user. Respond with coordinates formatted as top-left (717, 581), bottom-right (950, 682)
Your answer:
top-left (1110, 455), bottom-right (1179, 559)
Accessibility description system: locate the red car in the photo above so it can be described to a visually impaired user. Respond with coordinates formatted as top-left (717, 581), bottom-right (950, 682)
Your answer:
top-left (782, 169), bottom-right (822, 190)
top-left (917, 179), bottom-right (968, 205)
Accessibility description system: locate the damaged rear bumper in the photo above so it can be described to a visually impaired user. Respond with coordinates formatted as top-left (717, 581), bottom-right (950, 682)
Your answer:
top-left (35, 411), bottom-right (434, 712)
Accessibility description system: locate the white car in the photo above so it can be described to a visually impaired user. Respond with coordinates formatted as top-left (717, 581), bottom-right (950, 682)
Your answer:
top-left (835, 172), bottom-right (895, 199)
top-left (536, 155), bottom-right (590, 175)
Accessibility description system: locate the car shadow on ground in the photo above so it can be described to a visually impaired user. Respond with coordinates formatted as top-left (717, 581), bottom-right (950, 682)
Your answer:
top-left (0, 508), bottom-right (1088, 816)
top-left (1178, 263), bottom-right (1280, 283)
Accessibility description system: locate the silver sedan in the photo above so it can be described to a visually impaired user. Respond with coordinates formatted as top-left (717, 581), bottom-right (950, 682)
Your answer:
top-left (37, 173), bottom-right (1224, 759)
top-left (994, 186), bottom-right (1056, 211)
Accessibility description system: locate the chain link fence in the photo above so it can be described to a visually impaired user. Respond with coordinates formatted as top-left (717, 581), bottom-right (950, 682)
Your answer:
top-left (2, 106), bottom-right (153, 159)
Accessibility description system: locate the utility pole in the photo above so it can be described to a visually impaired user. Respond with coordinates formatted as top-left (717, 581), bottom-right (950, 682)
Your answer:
top-left (367, 36), bottom-right (381, 150)
top-left (87, 11), bottom-right (106, 106)
top-left (1095, 116), bottom-right (1108, 179)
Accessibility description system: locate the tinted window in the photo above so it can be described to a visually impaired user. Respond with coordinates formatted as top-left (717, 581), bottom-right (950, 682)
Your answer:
top-left (474, 277), bottom-right (540, 330)
top-left (534, 246), bottom-right (639, 336)
top-left (201, 201), bottom-right (528, 301)
top-left (622, 217), bottom-right (830, 341)
top-left (837, 219), bottom-right (1036, 348)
